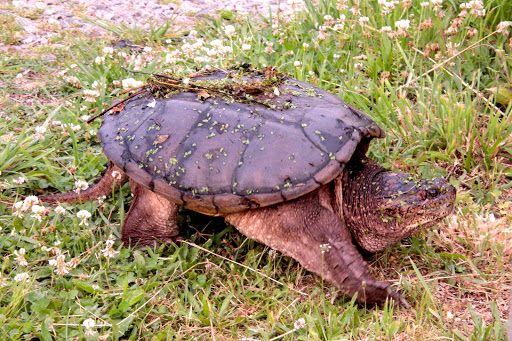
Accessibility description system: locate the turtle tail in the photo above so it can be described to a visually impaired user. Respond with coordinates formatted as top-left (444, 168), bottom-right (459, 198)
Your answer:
top-left (39, 163), bottom-right (128, 204)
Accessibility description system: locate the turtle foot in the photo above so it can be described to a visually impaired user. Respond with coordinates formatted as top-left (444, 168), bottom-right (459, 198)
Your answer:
top-left (121, 180), bottom-right (180, 248)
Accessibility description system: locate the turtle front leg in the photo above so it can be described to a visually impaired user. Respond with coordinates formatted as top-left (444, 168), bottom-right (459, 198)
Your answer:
top-left (225, 185), bottom-right (405, 306)
top-left (121, 180), bottom-right (180, 247)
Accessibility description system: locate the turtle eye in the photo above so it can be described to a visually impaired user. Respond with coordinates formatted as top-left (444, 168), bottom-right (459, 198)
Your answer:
top-left (427, 188), bottom-right (439, 197)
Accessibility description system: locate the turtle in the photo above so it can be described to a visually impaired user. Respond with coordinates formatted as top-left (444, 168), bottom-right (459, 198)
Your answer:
top-left (39, 68), bottom-right (456, 305)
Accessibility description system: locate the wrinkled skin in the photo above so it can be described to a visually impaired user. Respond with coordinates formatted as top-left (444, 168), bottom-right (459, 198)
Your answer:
top-left (39, 148), bottom-right (456, 306)
top-left (343, 157), bottom-right (456, 252)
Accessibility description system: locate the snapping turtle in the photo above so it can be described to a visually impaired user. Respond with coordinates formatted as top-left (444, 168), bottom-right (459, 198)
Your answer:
top-left (40, 68), bottom-right (456, 305)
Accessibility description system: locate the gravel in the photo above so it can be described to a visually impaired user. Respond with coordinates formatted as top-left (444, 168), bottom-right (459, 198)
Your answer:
top-left (2, 0), bottom-right (297, 50)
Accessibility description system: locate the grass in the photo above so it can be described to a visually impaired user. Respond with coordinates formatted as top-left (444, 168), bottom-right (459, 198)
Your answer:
top-left (0, 0), bottom-right (511, 339)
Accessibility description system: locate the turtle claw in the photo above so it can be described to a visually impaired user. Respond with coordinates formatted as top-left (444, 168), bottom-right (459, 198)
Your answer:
top-left (384, 288), bottom-right (410, 308)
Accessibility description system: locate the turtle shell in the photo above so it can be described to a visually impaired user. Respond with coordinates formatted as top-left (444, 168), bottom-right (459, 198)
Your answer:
top-left (98, 70), bottom-right (384, 215)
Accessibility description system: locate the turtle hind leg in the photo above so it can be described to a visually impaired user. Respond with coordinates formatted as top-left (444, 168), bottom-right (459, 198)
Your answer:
top-left (121, 180), bottom-right (180, 247)
top-left (225, 185), bottom-right (406, 306)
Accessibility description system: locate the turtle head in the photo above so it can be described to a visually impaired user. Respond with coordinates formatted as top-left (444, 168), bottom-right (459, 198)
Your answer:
top-left (343, 159), bottom-right (456, 253)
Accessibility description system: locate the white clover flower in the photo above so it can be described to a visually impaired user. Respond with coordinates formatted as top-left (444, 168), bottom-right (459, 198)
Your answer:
top-left (13, 176), bottom-right (25, 185)
top-left (241, 44), bottom-right (252, 53)
top-left (350, 4), bottom-right (361, 16)
top-left (381, 26), bottom-right (392, 32)
top-left (358, 16), bottom-right (369, 24)
top-left (14, 248), bottom-right (28, 267)
top-left (83, 318), bottom-right (97, 337)
top-left (64, 75), bottom-right (82, 88)
top-left (395, 19), bottom-right (410, 30)
top-left (70, 124), bottom-right (81, 132)
top-left (303, 42), bottom-right (309, 49)
top-left (497, 21), bottom-right (511, 35)
top-left (83, 89), bottom-right (100, 102)
top-left (333, 23), bottom-right (344, 32)
top-left (49, 254), bottom-right (70, 275)
top-left (121, 78), bottom-right (144, 90)
top-left (219, 45), bottom-right (233, 55)
top-left (317, 29), bottom-right (327, 40)
top-left (320, 243), bottom-right (331, 253)
top-left (206, 48), bottom-right (217, 57)
top-left (81, 115), bottom-right (91, 122)
top-left (421, 1), bottom-right (430, 7)
top-left (14, 272), bottom-right (30, 282)
top-left (224, 25), bottom-right (236, 38)
top-left (188, 29), bottom-right (197, 38)
top-left (22, 196), bottom-right (39, 212)
top-left (268, 249), bottom-right (277, 259)
top-left (55, 205), bottom-right (66, 214)
top-left (465, 0), bottom-right (485, 17)
top-left (74, 180), bottom-right (89, 194)
top-left (77, 210), bottom-right (92, 226)
top-left (12, 201), bottom-right (23, 217)
top-left (112, 171), bottom-right (123, 180)
top-left (288, 0), bottom-right (303, 11)
top-left (294, 317), bottom-right (306, 329)
top-left (333, 54), bottom-right (340, 59)
top-left (431, 0), bottom-right (443, 10)
top-left (265, 45), bottom-right (276, 54)
top-left (210, 39), bottom-right (223, 47)
top-left (294, 61), bottom-right (302, 67)
top-left (354, 62), bottom-right (363, 70)
top-left (395, 19), bottom-right (411, 36)
top-left (94, 56), bottom-right (105, 64)
top-left (31, 205), bottom-right (47, 221)
top-left (34, 126), bottom-right (47, 139)
top-left (102, 46), bottom-right (114, 55)
top-left (97, 195), bottom-right (106, 206)
top-left (143, 46), bottom-right (152, 53)
top-left (101, 235), bottom-right (119, 258)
